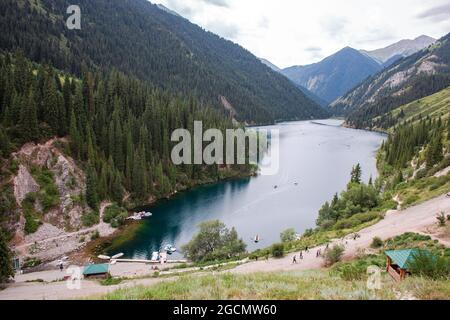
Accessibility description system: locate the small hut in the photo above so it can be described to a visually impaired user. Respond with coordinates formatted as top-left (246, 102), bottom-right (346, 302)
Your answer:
top-left (82, 263), bottom-right (109, 279)
top-left (385, 249), bottom-right (420, 282)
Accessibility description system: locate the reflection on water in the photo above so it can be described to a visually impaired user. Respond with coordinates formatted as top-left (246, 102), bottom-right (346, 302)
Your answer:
top-left (111, 120), bottom-right (386, 259)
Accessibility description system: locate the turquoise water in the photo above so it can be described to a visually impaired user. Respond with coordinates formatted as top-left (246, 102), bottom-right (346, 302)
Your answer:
top-left (111, 120), bottom-right (385, 259)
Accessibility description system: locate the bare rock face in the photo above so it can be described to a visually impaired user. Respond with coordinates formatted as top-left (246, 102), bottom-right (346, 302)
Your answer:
top-left (7, 139), bottom-right (119, 265)
top-left (13, 165), bottom-right (40, 205)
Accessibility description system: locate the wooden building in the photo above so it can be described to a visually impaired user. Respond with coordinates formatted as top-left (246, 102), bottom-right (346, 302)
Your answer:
top-left (385, 249), bottom-right (420, 282)
top-left (82, 263), bottom-right (109, 279)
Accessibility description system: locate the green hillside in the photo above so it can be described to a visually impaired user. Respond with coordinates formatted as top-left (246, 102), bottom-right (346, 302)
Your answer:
top-left (0, 0), bottom-right (328, 124)
top-left (372, 86), bottom-right (450, 131)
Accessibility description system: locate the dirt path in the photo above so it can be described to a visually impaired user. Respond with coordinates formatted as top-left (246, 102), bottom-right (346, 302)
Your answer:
top-left (1, 194), bottom-right (448, 300)
top-left (232, 194), bottom-right (450, 273)
top-left (14, 201), bottom-right (113, 253)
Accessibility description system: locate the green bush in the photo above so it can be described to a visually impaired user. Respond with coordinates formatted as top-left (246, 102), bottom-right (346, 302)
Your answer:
top-left (271, 243), bottom-right (285, 258)
top-left (91, 230), bottom-right (100, 240)
top-left (436, 212), bottom-right (447, 227)
top-left (331, 254), bottom-right (385, 281)
top-left (371, 237), bottom-right (383, 248)
top-left (408, 251), bottom-right (450, 279)
top-left (324, 244), bottom-right (345, 266)
top-left (182, 220), bottom-right (246, 263)
top-left (100, 273), bottom-right (122, 286)
top-left (280, 228), bottom-right (296, 242)
top-left (103, 204), bottom-right (128, 227)
top-left (403, 194), bottom-right (420, 206)
top-left (82, 210), bottom-right (99, 227)
top-left (22, 193), bottom-right (41, 234)
top-left (415, 169), bottom-right (428, 179)
top-left (31, 167), bottom-right (60, 212)
top-left (333, 211), bottom-right (380, 230)
top-left (22, 257), bottom-right (42, 269)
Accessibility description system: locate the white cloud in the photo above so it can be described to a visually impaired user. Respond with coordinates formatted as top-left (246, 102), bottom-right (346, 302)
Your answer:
top-left (157, 0), bottom-right (450, 68)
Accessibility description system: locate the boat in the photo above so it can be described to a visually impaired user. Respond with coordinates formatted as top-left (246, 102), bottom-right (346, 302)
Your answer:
top-left (164, 244), bottom-right (177, 254)
top-left (151, 251), bottom-right (160, 261)
top-left (142, 211), bottom-right (152, 218)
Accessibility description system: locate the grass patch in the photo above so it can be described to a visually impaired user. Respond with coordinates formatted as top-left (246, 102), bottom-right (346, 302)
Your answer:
top-left (98, 270), bottom-right (449, 300)
top-left (30, 166), bottom-right (60, 212)
top-left (103, 204), bottom-right (128, 228)
top-left (82, 210), bottom-right (99, 227)
top-left (100, 274), bottom-right (123, 286)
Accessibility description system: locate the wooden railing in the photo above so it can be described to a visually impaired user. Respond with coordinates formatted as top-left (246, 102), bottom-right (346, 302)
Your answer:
top-left (387, 265), bottom-right (401, 282)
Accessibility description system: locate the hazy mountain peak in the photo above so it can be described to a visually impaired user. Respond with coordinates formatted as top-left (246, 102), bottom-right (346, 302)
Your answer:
top-left (361, 35), bottom-right (436, 63)
top-left (156, 3), bottom-right (182, 17)
top-left (281, 46), bottom-right (381, 103)
top-left (259, 58), bottom-right (281, 72)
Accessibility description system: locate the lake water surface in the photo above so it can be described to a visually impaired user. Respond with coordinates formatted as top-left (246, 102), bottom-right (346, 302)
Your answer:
top-left (111, 120), bottom-right (385, 259)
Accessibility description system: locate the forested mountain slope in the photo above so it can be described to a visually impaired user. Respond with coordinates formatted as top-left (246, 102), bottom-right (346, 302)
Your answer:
top-left (0, 53), bottom-right (253, 241)
top-left (0, 0), bottom-right (328, 124)
top-left (371, 86), bottom-right (450, 131)
top-left (281, 47), bottom-right (382, 103)
top-left (332, 32), bottom-right (450, 128)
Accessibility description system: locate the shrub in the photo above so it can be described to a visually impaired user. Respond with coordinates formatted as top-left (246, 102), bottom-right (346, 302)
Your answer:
top-left (100, 274), bottom-right (122, 286)
top-left (408, 251), bottom-right (450, 279)
top-left (182, 220), bottom-right (246, 263)
top-left (24, 213), bottom-right (40, 234)
top-left (271, 243), bottom-right (285, 258)
top-left (324, 244), bottom-right (345, 266)
top-left (371, 237), bottom-right (383, 248)
top-left (403, 194), bottom-right (420, 206)
top-left (82, 211), bottom-right (99, 227)
top-left (91, 230), bottom-right (100, 240)
top-left (436, 212), bottom-right (447, 227)
top-left (22, 257), bottom-right (42, 269)
top-left (333, 211), bottom-right (379, 230)
top-left (335, 264), bottom-right (364, 281)
top-left (415, 169), bottom-right (428, 179)
top-left (31, 167), bottom-right (60, 212)
top-left (280, 228), bottom-right (296, 242)
top-left (103, 204), bottom-right (128, 227)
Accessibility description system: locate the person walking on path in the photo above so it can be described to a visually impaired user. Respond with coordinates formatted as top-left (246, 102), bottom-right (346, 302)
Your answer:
top-left (292, 255), bottom-right (297, 264)
top-left (299, 251), bottom-right (303, 260)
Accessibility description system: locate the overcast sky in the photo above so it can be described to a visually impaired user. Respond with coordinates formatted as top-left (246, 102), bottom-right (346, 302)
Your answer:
top-left (157, 0), bottom-right (450, 68)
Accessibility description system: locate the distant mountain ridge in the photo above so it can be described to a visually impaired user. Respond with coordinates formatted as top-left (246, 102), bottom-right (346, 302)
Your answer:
top-left (360, 35), bottom-right (436, 64)
top-left (259, 58), bottom-right (281, 72)
top-left (0, 0), bottom-right (328, 124)
top-left (281, 47), bottom-right (382, 103)
top-left (280, 35), bottom-right (436, 105)
top-left (332, 32), bottom-right (450, 129)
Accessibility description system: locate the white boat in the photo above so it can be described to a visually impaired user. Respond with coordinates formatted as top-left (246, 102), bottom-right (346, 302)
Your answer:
top-left (142, 212), bottom-right (152, 218)
top-left (164, 244), bottom-right (177, 254)
top-left (151, 251), bottom-right (160, 261)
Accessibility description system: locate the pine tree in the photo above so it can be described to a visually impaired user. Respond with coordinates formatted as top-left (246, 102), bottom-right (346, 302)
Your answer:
top-left (111, 171), bottom-right (124, 205)
top-left (69, 110), bottom-right (80, 159)
top-left (42, 72), bottom-right (59, 135)
top-left (0, 125), bottom-right (10, 158)
top-left (20, 87), bottom-right (39, 142)
top-left (350, 163), bottom-right (362, 184)
top-left (86, 166), bottom-right (99, 210)
top-left (0, 231), bottom-right (14, 283)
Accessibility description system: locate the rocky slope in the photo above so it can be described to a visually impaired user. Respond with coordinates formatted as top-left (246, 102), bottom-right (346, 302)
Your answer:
top-left (361, 35), bottom-right (436, 64)
top-left (6, 139), bottom-right (115, 264)
top-left (332, 32), bottom-right (450, 128)
top-left (281, 47), bottom-right (382, 103)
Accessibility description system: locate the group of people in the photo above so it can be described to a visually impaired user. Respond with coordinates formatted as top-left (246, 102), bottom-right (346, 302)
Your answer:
top-left (292, 244), bottom-right (330, 264)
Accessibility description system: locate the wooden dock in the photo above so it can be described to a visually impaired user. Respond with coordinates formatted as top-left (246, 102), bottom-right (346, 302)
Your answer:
top-left (115, 258), bottom-right (188, 264)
